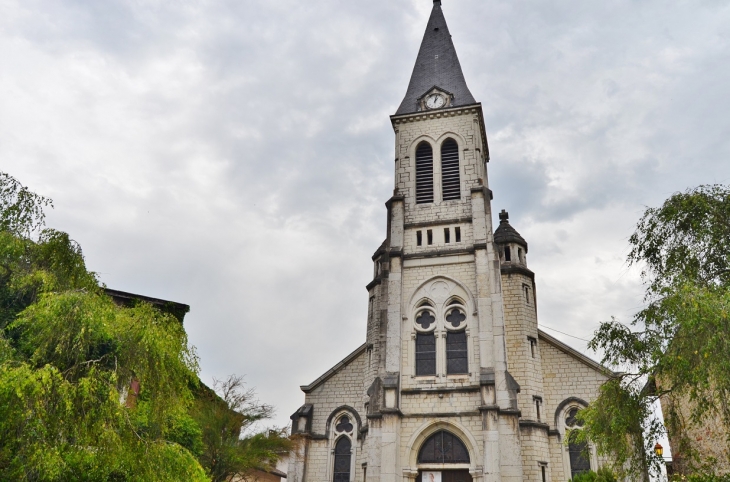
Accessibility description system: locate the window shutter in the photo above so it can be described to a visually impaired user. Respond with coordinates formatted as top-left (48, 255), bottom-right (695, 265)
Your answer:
top-left (416, 142), bottom-right (434, 204)
top-left (441, 139), bottom-right (460, 201)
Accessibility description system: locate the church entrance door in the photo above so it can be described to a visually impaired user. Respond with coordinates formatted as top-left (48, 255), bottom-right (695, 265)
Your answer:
top-left (416, 470), bottom-right (472, 482)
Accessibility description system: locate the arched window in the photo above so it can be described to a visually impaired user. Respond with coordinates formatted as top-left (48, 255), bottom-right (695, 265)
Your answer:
top-left (441, 139), bottom-right (460, 201)
top-left (566, 408), bottom-right (591, 478)
top-left (418, 430), bottom-right (470, 464)
top-left (416, 142), bottom-right (434, 204)
top-left (333, 436), bottom-right (352, 482)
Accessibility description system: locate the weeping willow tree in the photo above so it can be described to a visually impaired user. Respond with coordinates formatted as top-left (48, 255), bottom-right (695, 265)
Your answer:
top-left (0, 172), bottom-right (208, 480)
top-left (576, 185), bottom-right (730, 478)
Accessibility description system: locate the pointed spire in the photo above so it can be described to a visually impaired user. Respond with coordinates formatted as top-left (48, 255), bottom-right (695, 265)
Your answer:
top-left (395, 1), bottom-right (476, 115)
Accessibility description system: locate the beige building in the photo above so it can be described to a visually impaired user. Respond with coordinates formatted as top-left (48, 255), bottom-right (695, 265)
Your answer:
top-left (288, 2), bottom-right (613, 481)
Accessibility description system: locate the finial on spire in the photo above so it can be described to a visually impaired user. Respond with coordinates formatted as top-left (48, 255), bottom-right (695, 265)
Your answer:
top-left (434, 0), bottom-right (442, 4)
top-left (499, 210), bottom-right (510, 223)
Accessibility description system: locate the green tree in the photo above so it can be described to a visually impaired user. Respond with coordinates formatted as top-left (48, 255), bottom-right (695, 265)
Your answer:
top-left (194, 375), bottom-right (291, 482)
top-left (577, 185), bottom-right (730, 478)
top-left (0, 172), bottom-right (207, 480)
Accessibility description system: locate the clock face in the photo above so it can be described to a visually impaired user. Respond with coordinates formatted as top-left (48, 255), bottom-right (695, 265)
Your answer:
top-left (425, 94), bottom-right (445, 109)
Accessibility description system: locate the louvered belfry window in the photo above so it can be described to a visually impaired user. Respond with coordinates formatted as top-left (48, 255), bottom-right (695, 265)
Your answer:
top-left (441, 139), bottom-right (461, 201)
top-left (333, 437), bottom-right (352, 482)
top-left (415, 142), bottom-right (434, 204)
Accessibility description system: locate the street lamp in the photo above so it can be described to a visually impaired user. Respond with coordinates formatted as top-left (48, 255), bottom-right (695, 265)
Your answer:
top-left (654, 443), bottom-right (664, 457)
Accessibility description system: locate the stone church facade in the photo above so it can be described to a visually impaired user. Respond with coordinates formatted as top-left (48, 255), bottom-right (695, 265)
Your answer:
top-left (288, 2), bottom-right (613, 481)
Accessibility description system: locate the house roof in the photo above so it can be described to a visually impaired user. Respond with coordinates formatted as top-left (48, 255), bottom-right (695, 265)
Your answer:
top-left (395, 0), bottom-right (477, 115)
top-left (300, 343), bottom-right (367, 394)
top-left (104, 288), bottom-right (190, 324)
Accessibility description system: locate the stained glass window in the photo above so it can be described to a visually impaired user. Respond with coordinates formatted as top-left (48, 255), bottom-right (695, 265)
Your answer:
top-left (417, 430), bottom-right (470, 464)
top-left (333, 437), bottom-right (351, 482)
top-left (446, 331), bottom-right (468, 374)
top-left (416, 333), bottom-right (436, 376)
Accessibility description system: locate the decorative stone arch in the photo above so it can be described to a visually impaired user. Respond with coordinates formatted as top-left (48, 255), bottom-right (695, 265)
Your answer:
top-left (407, 276), bottom-right (475, 312)
top-left (435, 131), bottom-right (467, 151)
top-left (403, 419), bottom-right (482, 480)
top-left (325, 405), bottom-right (363, 438)
top-left (408, 134), bottom-right (438, 159)
top-left (555, 397), bottom-right (598, 480)
top-left (553, 397), bottom-right (588, 432)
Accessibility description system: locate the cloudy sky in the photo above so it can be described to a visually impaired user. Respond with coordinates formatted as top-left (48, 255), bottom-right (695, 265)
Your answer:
top-left (2, 0), bottom-right (729, 429)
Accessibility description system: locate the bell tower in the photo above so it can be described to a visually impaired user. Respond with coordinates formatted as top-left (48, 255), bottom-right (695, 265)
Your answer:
top-left (362, 1), bottom-right (524, 480)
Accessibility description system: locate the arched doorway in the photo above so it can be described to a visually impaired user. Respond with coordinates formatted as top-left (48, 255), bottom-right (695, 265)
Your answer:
top-left (415, 430), bottom-right (473, 482)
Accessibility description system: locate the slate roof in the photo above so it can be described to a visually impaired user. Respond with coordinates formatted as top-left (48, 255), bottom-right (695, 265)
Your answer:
top-left (493, 210), bottom-right (528, 250)
top-left (395, 0), bottom-right (477, 115)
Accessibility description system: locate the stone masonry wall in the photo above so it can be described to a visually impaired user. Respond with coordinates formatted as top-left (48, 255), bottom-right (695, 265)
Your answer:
top-left (303, 349), bottom-right (368, 482)
top-left (540, 337), bottom-right (610, 481)
top-left (393, 108), bottom-right (488, 227)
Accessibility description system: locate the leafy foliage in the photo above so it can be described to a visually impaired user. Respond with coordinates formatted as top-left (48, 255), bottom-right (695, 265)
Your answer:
top-left (580, 185), bottom-right (730, 477)
top-left (0, 172), bottom-right (53, 236)
top-left (0, 172), bottom-right (207, 481)
top-left (571, 467), bottom-right (618, 482)
top-left (195, 375), bottom-right (291, 482)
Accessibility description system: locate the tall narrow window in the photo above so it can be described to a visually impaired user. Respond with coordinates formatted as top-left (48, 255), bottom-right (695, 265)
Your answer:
top-left (415, 333), bottom-right (436, 376)
top-left (427, 229), bottom-right (433, 245)
top-left (541, 465), bottom-right (547, 482)
top-left (333, 437), bottom-right (352, 482)
top-left (416, 231), bottom-right (423, 246)
top-left (416, 142), bottom-right (434, 204)
top-left (566, 408), bottom-right (591, 477)
top-left (441, 139), bottom-right (461, 200)
top-left (534, 397), bottom-right (543, 421)
top-left (528, 337), bottom-right (537, 358)
top-left (455, 226), bottom-right (461, 243)
top-left (444, 228), bottom-right (451, 244)
top-left (446, 331), bottom-right (468, 374)
top-left (504, 246), bottom-right (511, 262)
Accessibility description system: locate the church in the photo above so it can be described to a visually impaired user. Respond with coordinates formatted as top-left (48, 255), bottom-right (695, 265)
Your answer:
top-left (288, 2), bottom-right (613, 481)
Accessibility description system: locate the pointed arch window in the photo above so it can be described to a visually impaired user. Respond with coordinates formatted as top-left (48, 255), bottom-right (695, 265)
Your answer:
top-left (333, 436), bottom-right (352, 482)
top-left (418, 430), bottom-right (470, 464)
top-left (441, 139), bottom-right (460, 201)
top-left (416, 142), bottom-right (434, 204)
top-left (566, 408), bottom-right (591, 478)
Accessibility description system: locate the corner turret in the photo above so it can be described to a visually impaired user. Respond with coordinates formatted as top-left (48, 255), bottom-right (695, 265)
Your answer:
top-left (494, 210), bottom-right (528, 267)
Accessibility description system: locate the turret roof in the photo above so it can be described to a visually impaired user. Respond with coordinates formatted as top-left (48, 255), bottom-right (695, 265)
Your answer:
top-left (494, 210), bottom-right (528, 250)
top-left (395, 1), bottom-right (477, 115)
